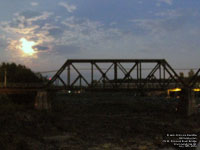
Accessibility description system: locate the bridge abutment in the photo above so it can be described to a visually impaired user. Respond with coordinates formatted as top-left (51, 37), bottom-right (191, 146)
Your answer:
top-left (179, 88), bottom-right (197, 116)
top-left (35, 90), bottom-right (52, 110)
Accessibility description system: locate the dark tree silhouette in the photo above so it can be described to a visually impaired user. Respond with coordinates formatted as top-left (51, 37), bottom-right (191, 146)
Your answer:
top-left (0, 62), bottom-right (45, 83)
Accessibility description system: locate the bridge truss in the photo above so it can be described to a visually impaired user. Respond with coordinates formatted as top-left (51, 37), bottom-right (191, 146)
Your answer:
top-left (48, 59), bottom-right (186, 91)
top-left (189, 68), bottom-right (200, 88)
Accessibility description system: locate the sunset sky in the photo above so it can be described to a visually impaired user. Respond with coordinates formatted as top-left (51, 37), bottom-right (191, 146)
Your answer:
top-left (0, 0), bottom-right (200, 72)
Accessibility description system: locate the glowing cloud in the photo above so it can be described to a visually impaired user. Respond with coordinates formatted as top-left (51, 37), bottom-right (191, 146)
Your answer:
top-left (19, 38), bottom-right (36, 56)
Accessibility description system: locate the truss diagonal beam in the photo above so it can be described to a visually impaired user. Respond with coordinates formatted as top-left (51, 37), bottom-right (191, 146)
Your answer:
top-left (162, 61), bottom-right (185, 87)
top-left (93, 63), bottom-right (115, 87)
top-left (141, 63), bottom-right (160, 88)
top-left (71, 75), bottom-right (81, 87)
top-left (189, 68), bottom-right (200, 87)
top-left (117, 63), bottom-right (129, 75)
top-left (118, 63), bottom-right (137, 87)
top-left (93, 63), bottom-right (114, 87)
top-left (47, 60), bottom-right (70, 85)
top-left (71, 64), bottom-right (89, 86)
top-left (57, 76), bottom-right (67, 89)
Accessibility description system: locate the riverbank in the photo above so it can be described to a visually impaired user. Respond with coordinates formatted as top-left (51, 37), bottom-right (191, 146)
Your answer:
top-left (0, 93), bottom-right (199, 149)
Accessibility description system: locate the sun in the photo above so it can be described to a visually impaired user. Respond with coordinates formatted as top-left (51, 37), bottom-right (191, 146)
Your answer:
top-left (19, 38), bottom-right (36, 56)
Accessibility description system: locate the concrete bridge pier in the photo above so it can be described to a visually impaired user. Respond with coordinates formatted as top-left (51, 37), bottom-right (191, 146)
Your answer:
top-left (179, 88), bottom-right (197, 116)
top-left (35, 90), bottom-right (52, 110)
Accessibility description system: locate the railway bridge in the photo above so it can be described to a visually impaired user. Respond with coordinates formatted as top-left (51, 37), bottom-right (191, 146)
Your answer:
top-left (48, 59), bottom-right (200, 90)
top-left (47, 59), bottom-right (200, 116)
top-left (1, 59), bottom-right (200, 115)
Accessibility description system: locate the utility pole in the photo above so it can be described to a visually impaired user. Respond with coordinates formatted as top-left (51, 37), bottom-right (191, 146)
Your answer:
top-left (4, 69), bottom-right (7, 88)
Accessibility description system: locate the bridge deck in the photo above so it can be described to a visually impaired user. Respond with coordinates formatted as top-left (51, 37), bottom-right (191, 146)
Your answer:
top-left (0, 88), bottom-right (42, 94)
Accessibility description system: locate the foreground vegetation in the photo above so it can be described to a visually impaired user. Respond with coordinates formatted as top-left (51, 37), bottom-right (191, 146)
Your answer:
top-left (0, 93), bottom-right (199, 150)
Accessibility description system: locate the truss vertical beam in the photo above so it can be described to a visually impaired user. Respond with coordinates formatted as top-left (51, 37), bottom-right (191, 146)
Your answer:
top-left (91, 63), bottom-right (94, 87)
top-left (67, 64), bottom-right (70, 87)
top-left (114, 62), bottom-right (117, 82)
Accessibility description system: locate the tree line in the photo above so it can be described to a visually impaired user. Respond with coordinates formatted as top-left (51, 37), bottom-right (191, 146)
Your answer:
top-left (0, 62), bottom-right (46, 83)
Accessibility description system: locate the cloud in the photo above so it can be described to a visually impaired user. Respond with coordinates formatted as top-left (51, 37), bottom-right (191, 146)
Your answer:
top-left (33, 45), bottom-right (49, 51)
top-left (131, 15), bottom-right (187, 35)
top-left (30, 2), bottom-right (38, 6)
top-left (0, 37), bottom-right (8, 49)
top-left (1, 10), bottom-right (53, 36)
top-left (17, 10), bottom-right (41, 19)
top-left (155, 10), bottom-right (181, 18)
top-left (156, 0), bottom-right (173, 6)
top-left (58, 17), bottom-right (123, 50)
top-left (129, 13), bottom-right (200, 65)
top-left (1, 6), bottom-right (200, 71)
top-left (0, 10), bottom-right (55, 60)
top-left (1, 10), bottom-right (53, 34)
top-left (48, 27), bottom-right (64, 37)
top-left (15, 11), bottom-right (53, 23)
top-left (2, 24), bottom-right (40, 35)
top-left (58, 2), bottom-right (76, 13)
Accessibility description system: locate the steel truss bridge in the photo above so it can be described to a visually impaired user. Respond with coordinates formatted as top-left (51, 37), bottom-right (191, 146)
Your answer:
top-left (0, 59), bottom-right (200, 94)
top-left (1, 59), bottom-right (199, 115)
top-left (47, 59), bottom-right (200, 92)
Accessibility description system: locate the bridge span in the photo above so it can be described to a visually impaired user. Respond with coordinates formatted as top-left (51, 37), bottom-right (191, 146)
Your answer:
top-left (1, 59), bottom-right (200, 92)
top-left (0, 59), bottom-right (200, 116)
top-left (45, 59), bottom-right (200, 116)
top-left (47, 59), bottom-right (200, 91)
